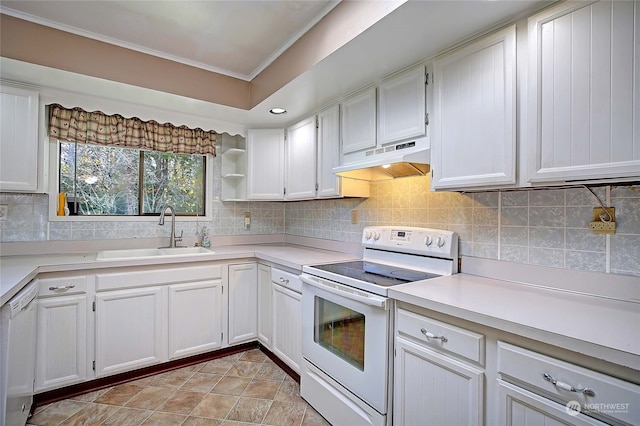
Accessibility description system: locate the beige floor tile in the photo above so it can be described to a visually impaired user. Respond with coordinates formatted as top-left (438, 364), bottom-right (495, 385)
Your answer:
top-left (100, 406), bottom-right (154, 425)
top-left (151, 368), bottom-right (197, 389)
top-left (157, 390), bottom-right (206, 415)
top-left (226, 361), bottom-right (262, 379)
top-left (238, 349), bottom-right (268, 363)
top-left (254, 362), bottom-right (287, 382)
top-left (29, 400), bottom-right (88, 426)
top-left (241, 380), bottom-right (281, 400)
top-left (262, 401), bottom-right (306, 426)
top-left (190, 394), bottom-right (238, 419)
top-left (199, 358), bottom-right (235, 375)
top-left (140, 411), bottom-right (188, 425)
top-left (95, 383), bottom-right (144, 405)
top-left (301, 406), bottom-right (331, 426)
top-left (211, 377), bottom-right (251, 396)
top-left (181, 372), bottom-right (223, 393)
top-left (59, 402), bottom-right (120, 425)
top-left (273, 379), bottom-right (305, 404)
top-left (125, 386), bottom-right (176, 410)
top-left (69, 387), bottom-right (112, 403)
top-left (182, 416), bottom-right (223, 426)
top-left (226, 397), bottom-right (272, 423)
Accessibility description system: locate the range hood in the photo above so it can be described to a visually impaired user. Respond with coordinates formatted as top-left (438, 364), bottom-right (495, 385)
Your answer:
top-left (333, 138), bottom-right (430, 181)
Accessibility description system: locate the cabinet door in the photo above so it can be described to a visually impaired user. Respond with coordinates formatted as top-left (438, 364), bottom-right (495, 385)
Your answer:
top-left (228, 263), bottom-right (258, 345)
top-left (247, 129), bottom-right (285, 200)
top-left (0, 85), bottom-right (40, 192)
top-left (272, 283), bottom-right (302, 373)
top-left (528, 1), bottom-right (640, 183)
top-left (316, 105), bottom-right (342, 198)
top-left (95, 287), bottom-right (164, 377)
top-left (257, 264), bottom-right (272, 347)
top-left (432, 25), bottom-right (516, 190)
top-left (497, 380), bottom-right (606, 426)
top-left (341, 87), bottom-right (377, 154)
top-left (168, 280), bottom-right (223, 360)
top-left (285, 116), bottom-right (317, 200)
top-left (378, 66), bottom-right (426, 145)
top-left (394, 337), bottom-right (484, 426)
top-left (35, 295), bottom-right (88, 392)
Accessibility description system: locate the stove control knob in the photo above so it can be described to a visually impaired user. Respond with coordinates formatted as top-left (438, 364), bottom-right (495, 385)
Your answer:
top-left (436, 236), bottom-right (446, 247)
top-left (424, 236), bottom-right (433, 246)
top-left (364, 230), bottom-right (372, 240)
top-left (372, 231), bottom-right (380, 241)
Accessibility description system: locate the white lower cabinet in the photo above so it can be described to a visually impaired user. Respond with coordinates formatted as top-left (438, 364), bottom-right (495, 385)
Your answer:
top-left (35, 295), bottom-right (88, 392)
top-left (228, 263), bottom-right (258, 345)
top-left (35, 275), bottom-right (91, 392)
top-left (95, 286), bottom-right (164, 378)
top-left (497, 341), bottom-right (640, 426)
top-left (394, 308), bottom-right (485, 426)
top-left (271, 268), bottom-right (302, 373)
top-left (497, 380), bottom-right (606, 426)
top-left (257, 263), bottom-right (272, 348)
top-left (168, 280), bottom-right (223, 360)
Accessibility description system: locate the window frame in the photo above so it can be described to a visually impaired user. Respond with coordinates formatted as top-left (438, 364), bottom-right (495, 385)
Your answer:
top-left (48, 138), bottom-right (214, 222)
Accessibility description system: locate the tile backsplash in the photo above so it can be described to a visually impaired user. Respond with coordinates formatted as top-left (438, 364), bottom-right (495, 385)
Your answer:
top-left (1, 175), bottom-right (639, 276)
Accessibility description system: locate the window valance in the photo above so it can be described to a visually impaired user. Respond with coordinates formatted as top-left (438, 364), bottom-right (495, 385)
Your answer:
top-left (48, 104), bottom-right (216, 156)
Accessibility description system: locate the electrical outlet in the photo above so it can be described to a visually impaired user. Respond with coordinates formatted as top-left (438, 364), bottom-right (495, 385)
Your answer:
top-left (351, 209), bottom-right (358, 224)
top-left (590, 207), bottom-right (616, 235)
top-left (244, 212), bottom-right (251, 230)
top-left (589, 220), bottom-right (616, 234)
top-left (0, 205), bottom-right (8, 221)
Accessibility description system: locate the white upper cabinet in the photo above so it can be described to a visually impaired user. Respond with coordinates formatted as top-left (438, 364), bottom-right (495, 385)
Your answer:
top-left (285, 116), bottom-right (317, 200)
top-left (341, 87), bottom-right (377, 154)
top-left (316, 105), bottom-right (343, 198)
top-left (527, 0), bottom-right (640, 183)
top-left (378, 66), bottom-right (427, 145)
top-left (247, 128), bottom-right (285, 200)
top-left (0, 84), bottom-right (41, 192)
top-left (431, 25), bottom-right (517, 190)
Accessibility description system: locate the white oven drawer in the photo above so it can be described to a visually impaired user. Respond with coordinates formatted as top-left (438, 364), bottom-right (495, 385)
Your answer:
top-left (271, 268), bottom-right (301, 293)
top-left (37, 275), bottom-right (88, 297)
top-left (396, 308), bottom-right (485, 365)
top-left (497, 342), bottom-right (640, 425)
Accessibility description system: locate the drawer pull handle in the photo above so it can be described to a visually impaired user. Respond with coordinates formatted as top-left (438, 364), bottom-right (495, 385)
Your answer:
top-left (542, 373), bottom-right (595, 397)
top-left (48, 285), bottom-right (76, 291)
top-left (420, 328), bottom-right (448, 343)
top-left (279, 277), bottom-right (289, 284)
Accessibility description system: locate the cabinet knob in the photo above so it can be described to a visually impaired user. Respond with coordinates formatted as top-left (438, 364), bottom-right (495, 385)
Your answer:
top-left (279, 277), bottom-right (289, 284)
top-left (542, 372), bottom-right (596, 397)
top-left (420, 328), bottom-right (448, 343)
top-left (48, 285), bottom-right (76, 291)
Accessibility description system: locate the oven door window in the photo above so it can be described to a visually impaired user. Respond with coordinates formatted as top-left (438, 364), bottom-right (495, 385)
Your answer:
top-left (314, 296), bottom-right (365, 371)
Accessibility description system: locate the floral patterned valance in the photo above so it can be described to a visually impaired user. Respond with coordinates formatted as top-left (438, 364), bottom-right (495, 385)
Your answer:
top-left (48, 104), bottom-right (216, 156)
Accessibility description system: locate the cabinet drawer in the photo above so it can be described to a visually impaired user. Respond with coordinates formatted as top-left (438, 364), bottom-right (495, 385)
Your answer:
top-left (396, 308), bottom-right (485, 365)
top-left (271, 268), bottom-right (302, 293)
top-left (96, 264), bottom-right (222, 291)
top-left (37, 276), bottom-right (87, 296)
top-left (497, 342), bottom-right (640, 425)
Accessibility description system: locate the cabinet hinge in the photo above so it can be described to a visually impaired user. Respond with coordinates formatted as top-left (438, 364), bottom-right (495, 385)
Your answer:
top-left (315, 183), bottom-right (319, 191)
top-left (92, 361), bottom-right (96, 371)
top-left (221, 286), bottom-right (224, 295)
top-left (221, 332), bottom-right (224, 341)
top-left (316, 118), bottom-right (319, 129)
top-left (92, 301), bottom-right (96, 312)
top-left (425, 113), bottom-right (429, 126)
top-left (283, 187), bottom-right (286, 195)
top-left (425, 72), bottom-right (429, 85)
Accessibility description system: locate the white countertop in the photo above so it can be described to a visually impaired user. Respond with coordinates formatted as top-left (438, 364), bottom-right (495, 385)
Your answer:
top-left (0, 243), bottom-right (358, 306)
top-left (390, 264), bottom-right (640, 371)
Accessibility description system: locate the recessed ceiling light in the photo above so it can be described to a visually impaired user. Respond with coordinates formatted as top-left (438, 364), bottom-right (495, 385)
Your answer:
top-left (269, 107), bottom-right (287, 115)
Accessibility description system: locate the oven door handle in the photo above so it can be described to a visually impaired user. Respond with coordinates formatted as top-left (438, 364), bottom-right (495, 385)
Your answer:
top-left (300, 274), bottom-right (389, 310)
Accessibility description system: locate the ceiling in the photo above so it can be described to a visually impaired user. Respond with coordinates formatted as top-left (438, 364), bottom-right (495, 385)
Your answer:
top-left (0, 0), bottom-right (552, 131)
top-left (1, 0), bottom-right (339, 81)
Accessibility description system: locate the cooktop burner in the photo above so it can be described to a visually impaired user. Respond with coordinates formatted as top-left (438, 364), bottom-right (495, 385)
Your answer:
top-left (311, 260), bottom-right (441, 287)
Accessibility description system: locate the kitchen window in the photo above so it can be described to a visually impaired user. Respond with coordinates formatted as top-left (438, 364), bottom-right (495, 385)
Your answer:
top-left (47, 103), bottom-right (216, 220)
top-left (58, 141), bottom-right (205, 216)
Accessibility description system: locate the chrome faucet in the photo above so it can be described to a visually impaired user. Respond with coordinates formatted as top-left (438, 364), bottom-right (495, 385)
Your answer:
top-left (158, 204), bottom-right (183, 248)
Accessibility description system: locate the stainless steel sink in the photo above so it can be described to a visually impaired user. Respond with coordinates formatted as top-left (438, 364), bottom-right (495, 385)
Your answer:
top-left (96, 246), bottom-right (213, 261)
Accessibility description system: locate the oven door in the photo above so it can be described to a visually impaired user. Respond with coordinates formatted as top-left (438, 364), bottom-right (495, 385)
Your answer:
top-left (300, 273), bottom-right (391, 413)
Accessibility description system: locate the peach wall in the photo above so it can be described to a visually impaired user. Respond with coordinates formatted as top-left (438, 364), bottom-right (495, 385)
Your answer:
top-left (0, 14), bottom-right (251, 110)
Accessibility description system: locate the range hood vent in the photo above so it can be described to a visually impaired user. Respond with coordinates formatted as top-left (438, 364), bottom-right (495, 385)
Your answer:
top-left (333, 138), bottom-right (430, 181)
